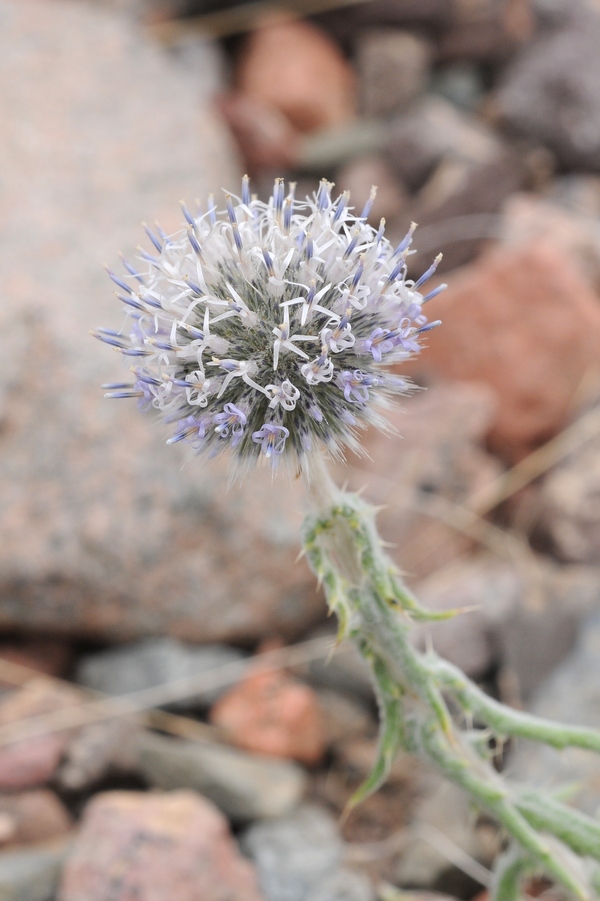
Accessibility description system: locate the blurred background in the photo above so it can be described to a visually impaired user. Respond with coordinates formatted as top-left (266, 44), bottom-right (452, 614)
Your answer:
top-left (1, 0), bottom-right (600, 898)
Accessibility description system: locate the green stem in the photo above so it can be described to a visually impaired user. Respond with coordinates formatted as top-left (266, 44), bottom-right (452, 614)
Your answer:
top-left (302, 461), bottom-right (600, 901)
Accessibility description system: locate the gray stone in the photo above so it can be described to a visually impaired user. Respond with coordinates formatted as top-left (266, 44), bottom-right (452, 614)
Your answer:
top-left (355, 30), bottom-right (432, 118)
top-left (509, 612), bottom-right (600, 816)
top-left (0, 839), bottom-right (69, 901)
top-left (241, 805), bottom-right (345, 901)
top-left (495, 10), bottom-right (600, 171)
top-left (0, 0), bottom-right (329, 646)
top-left (307, 869), bottom-right (376, 901)
top-left (136, 731), bottom-right (306, 824)
top-left (430, 63), bottom-right (486, 112)
top-left (76, 638), bottom-right (246, 708)
top-left (386, 95), bottom-right (509, 190)
top-left (295, 631), bottom-right (375, 704)
top-left (413, 555), bottom-right (600, 698)
top-left (534, 430), bottom-right (600, 564)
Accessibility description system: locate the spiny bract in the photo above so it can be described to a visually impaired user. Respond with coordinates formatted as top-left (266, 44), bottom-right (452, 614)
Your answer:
top-left (96, 177), bottom-right (444, 468)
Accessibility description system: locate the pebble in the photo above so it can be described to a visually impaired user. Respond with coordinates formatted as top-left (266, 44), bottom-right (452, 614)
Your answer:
top-left (0, 791), bottom-right (72, 848)
top-left (76, 638), bottom-right (247, 709)
top-left (210, 667), bottom-right (326, 765)
top-left (509, 612), bottom-right (600, 816)
top-left (57, 719), bottom-right (142, 792)
top-left (355, 29), bottom-right (432, 117)
top-left (0, 839), bottom-right (70, 901)
top-left (57, 790), bottom-right (265, 901)
top-left (241, 805), bottom-right (346, 901)
top-left (495, 7), bottom-right (600, 170)
top-left (408, 239), bottom-right (600, 462)
top-left (235, 19), bottom-right (356, 133)
top-left (136, 731), bottom-right (306, 824)
top-left (0, 680), bottom-right (84, 790)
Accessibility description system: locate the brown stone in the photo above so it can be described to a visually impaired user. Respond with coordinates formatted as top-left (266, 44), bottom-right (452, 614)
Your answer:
top-left (0, 790), bottom-right (72, 848)
top-left (210, 666), bottom-right (325, 765)
top-left (407, 240), bottom-right (600, 462)
top-left (355, 29), bottom-right (432, 117)
top-left (0, 680), bottom-right (84, 790)
top-left (58, 790), bottom-right (265, 901)
top-left (236, 19), bottom-right (356, 134)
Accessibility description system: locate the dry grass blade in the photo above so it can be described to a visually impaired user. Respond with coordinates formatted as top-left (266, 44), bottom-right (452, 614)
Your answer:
top-left (151, 0), bottom-right (376, 42)
top-left (0, 636), bottom-right (345, 747)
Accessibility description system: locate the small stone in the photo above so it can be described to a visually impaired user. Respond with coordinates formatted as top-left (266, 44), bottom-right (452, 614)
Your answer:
top-left (438, 0), bottom-right (534, 62)
top-left (136, 731), bottom-right (306, 824)
top-left (386, 96), bottom-right (505, 190)
top-left (57, 790), bottom-right (265, 901)
top-left (355, 30), bottom-right (432, 118)
top-left (430, 62), bottom-right (486, 112)
top-left (306, 868), bottom-right (376, 901)
top-left (509, 612), bottom-right (600, 815)
top-left (336, 156), bottom-right (407, 224)
top-left (0, 641), bottom-right (73, 681)
top-left (408, 240), bottom-right (600, 462)
top-left (316, 690), bottom-right (375, 748)
top-left (314, 0), bottom-right (453, 47)
top-left (0, 680), bottom-right (84, 790)
top-left (494, 9), bottom-right (600, 170)
top-left (533, 433), bottom-right (600, 564)
top-left (76, 638), bottom-right (247, 709)
top-left (236, 19), bottom-right (356, 134)
top-left (210, 667), bottom-right (325, 765)
top-left (0, 838), bottom-right (69, 901)
top-left (0, 791), bottom-right (72, 848)
top-left (500, 192), bottom-right (600, 292)
top-left (241, 805), bottom-right (345, 901)
top-left (219, 92), bottom-right (301, 173)
top-left (57, 719), bottom-right (141, 792)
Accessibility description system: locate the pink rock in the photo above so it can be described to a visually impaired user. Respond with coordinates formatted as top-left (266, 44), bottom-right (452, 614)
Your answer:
top-left (408, 240), bottom-right (600, 462)
top-left (0, 680), bottom-right (84, 790)
top-left (210, 666), bottom-right (325, 766)
top-left (0, 789), bottom-right (72, 847)
top-left (58, 790), bottom-right (265, 901)
top-left (236, 19), bottom-right (356, 133)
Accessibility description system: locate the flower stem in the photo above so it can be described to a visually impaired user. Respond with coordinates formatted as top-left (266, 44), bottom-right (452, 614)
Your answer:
top-left (301, 461), bottom-right (600, 901)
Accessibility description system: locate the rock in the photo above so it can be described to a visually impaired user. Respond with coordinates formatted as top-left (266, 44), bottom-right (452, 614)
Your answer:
top-left (241, 805), bottom-right (346, 901)
top-left (0, 839), bottom-right (69, 901)
top-left (355, 30), bottom-right (432, 118)
top-left (393, 777), bottom-right (499, 890)
top-left (430, 62), bottom-right (486, 112)
top-left (235, 19), bottom-right (356, 134)
top-left (494, 9), bottom-right (600, 170)
top-left (500, 192), bottom-right (600, 292)
top-left (408, 240), bottom-right (600, 462)
top-left (406, 147), bottom-right (526, 272)
top-left (314, 0), bottom-right (453, 48)
top-left (509, 612), bottom-right (600, 815)
top-left (57, 719), bottom-right (141, 792)
top-left (136, 731), bottom-right (306, 823)
top-left (0, 680), bottom-right (84, 790)
top-left (386, 95), bottom-right (512, 190)
top-left (437, 0), bottom-right (534, 62)
top-left (76, 638), bottom-right (247, 709)
top-left (0, 641), bottom-right (73, 682)
top-left (307, 868), bottom-right (376, 901)
top-left (0, 791), bottom-right (72, 848)
top-left (316, 690), bottom-right (375, 748)
top-left (219, 92), bottom-right (301, 174)
top-left (57, 790), bottom-right (265, 901)
top-left (412, 555), bottom-right (600, 697)
top-left (336, 156), bottom-right (407, 225)
top-left (344, 382), bottom-right (502, 582)
top-left (210, 667), bottom-right (325, 765)
top-left (0, 1), bottom-right (330, 646)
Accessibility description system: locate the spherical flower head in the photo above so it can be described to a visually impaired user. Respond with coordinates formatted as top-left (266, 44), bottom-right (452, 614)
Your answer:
top-left (97, 177), bottom-right (443, 470)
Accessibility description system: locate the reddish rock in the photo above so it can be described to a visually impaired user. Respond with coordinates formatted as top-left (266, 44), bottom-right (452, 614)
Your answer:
top-left (408, 240), bottom-right (600, 462)
top-left (0, 790), bottom-right (72, 847)
top-left (210, 666), bottom-right (325, 766)
top-left (57, 790), bottom-right (265, 901)
top-left (219, 92), bottom-right (301, 174)
top-left (0, 680), bottom-right (84, 790)
top-left (236, 19), bottom-right (356, 134)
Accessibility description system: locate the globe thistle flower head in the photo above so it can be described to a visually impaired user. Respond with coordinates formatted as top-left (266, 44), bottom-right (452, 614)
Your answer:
top-left (97, 177), bottom-right (443, 470)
